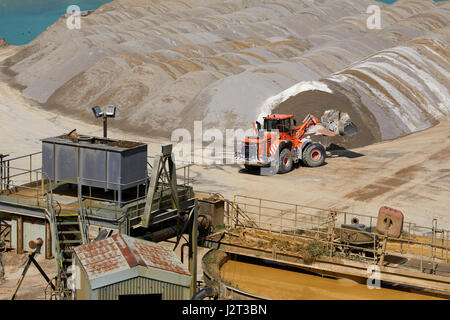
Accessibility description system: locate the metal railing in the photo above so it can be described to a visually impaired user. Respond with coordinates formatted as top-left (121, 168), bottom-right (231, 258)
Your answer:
top-left (147, 155), bottom-right (194, 187)
top-left (0, 152), bottom-right (42, 190)
top-left (225, 195), bottom-right (450, 272)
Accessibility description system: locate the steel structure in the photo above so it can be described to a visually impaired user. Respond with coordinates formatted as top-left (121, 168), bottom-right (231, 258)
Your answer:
top-left (0, 138), bottom-right (199, 299)
top-left (42, 135), bottom-right (148, 204)
top-left (204, 195), bottom-right (450, 296)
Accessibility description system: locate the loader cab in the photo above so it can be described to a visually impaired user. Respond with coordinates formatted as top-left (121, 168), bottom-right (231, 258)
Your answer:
top-left (264, 114), bottom-right (294, 133)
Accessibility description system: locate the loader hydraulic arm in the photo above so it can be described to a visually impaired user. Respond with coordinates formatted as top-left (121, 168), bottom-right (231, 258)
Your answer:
top-left (290, 114), bottom-right (318, 140)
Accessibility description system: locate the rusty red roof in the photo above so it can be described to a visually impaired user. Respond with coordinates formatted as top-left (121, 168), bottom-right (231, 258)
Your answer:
top-left (74, 234), bottom-right (191, 284)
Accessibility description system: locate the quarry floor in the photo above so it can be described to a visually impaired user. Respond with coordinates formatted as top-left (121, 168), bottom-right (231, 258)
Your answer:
top-left (0, 47), bottom-right (449, 299)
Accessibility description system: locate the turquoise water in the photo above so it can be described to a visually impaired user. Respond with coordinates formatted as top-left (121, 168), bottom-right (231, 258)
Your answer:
top-left (0, 0), bottom-right (447, 46)
top-left (0, 0), bottom-right (112, 45)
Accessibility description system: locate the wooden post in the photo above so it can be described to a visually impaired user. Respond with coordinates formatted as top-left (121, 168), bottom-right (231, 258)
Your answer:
top-left (17, 216), bottom-right (23, 254)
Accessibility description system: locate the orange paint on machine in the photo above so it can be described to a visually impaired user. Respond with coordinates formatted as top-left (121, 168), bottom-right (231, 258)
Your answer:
top-left (236, 112), bottom-right (353, 174)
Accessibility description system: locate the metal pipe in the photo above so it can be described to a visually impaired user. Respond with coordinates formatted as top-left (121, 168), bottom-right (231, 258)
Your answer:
top-left (103, 115), bottom-right (107, 138)
top-left (420, 243), bottom-right (423, 272)
top-left (7, 160), bottom-right (10, 189)
top-left (192, 287), bottom-right (217, 300)
top-left (145, 224), bottom-right (185, 243)
top-left (181, 242), bottom-right (188, 264)
top-left (10, 238), bottom-right (55, 300)
top-left (5, 152), bottom-right (40, 163)
top-left (447, 231), bottom-right (449, 263)
top-left (0, 154), bottom-right (9, 191)
top-left (29, 154), bottom-right (32, 183)
top-left (189, 200), bottom-right (198, 298)
top-left (45, 221), bottom-right (52, 259)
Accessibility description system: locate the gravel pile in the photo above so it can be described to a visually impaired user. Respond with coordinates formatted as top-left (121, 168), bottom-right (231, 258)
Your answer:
top-left (1, 0), bottom-right (448, 146)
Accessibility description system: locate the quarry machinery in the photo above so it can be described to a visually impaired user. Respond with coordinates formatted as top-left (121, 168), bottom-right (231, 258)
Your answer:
top-left (0, 132), bottom-right (221, 299)
top-left (236, 110), bottom-right (357, 174)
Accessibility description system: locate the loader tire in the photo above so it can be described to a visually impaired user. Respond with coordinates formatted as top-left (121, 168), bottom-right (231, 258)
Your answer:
top-left (244, 164), bottom-right (253, 170)
top-left (303, 143), bottom-right (326, 167)
top-left (244, 164), bottom-right (258, 172)
top-left (278, 148), bottom-right (293, 173)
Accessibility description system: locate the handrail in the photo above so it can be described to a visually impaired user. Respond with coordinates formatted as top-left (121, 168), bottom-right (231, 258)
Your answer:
top-left (234, 195), bottom-right (450, 234)
top-left (3, 152), bottom-right (41, 162)
top-left (227, 194), bottom-right (450, 269)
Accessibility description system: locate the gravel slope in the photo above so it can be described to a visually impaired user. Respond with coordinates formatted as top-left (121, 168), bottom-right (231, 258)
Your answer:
top-left (1, 0), bottom-right (448, 146)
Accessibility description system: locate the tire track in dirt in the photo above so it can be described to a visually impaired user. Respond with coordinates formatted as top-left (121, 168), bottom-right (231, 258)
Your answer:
top-left (345, 163), bottom-right (424, 201)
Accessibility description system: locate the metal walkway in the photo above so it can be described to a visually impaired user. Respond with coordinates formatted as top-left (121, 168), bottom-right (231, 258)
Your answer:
top-left (203, 195), bottom-right (450, 296)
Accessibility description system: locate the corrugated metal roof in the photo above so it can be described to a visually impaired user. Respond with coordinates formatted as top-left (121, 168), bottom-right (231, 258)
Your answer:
top-left (74, 234), bottom-right (190, 286)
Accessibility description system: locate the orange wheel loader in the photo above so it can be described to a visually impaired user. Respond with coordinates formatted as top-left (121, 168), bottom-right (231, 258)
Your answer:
top-left (235, 110), bottom-right (357, 174)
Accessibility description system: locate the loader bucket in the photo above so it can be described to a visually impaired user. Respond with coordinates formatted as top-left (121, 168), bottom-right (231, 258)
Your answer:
top-left (321, 110), bottom-right (358, 136)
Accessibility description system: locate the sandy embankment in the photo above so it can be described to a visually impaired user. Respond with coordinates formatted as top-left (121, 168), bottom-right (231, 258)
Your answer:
top-left (1, 0), bottom-right (448, 147)
top-left (0, 46), bottom-right (166, 159)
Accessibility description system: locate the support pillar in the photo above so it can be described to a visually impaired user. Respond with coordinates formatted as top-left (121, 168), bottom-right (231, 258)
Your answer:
top-left (188, 200), bottom-right (198, 298)
top-left (45, 220), bottom-right (52, 259)
top-left (17, 216), bottom-right (23, 254)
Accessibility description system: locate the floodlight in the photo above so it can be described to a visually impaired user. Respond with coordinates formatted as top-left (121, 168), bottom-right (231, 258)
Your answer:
top-left (106, 105), bottom-right (116, 118)
top-left (92, 106), bottom-right (104, 118)
top-left (91, 105), bottom-right (118, 138)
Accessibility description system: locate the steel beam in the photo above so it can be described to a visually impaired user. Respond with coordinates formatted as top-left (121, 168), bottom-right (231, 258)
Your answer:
top-left (189, 199), bottom-right (198, 298)
top-left (45, 220), bottom-right (52, 259)
top-left (17, 215), bottom-right (23, 254)
top-left (203, 238), bottom-right (450, 295)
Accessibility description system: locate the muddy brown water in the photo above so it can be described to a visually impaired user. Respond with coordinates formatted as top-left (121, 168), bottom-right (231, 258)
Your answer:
top-left (220, 260), bottom-right (442, 300)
